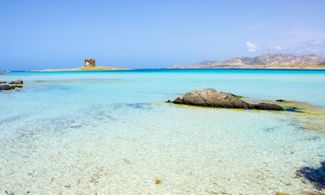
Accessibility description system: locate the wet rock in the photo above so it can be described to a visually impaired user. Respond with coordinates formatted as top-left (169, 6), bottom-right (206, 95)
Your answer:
top-left (296, 161), bottom-right (325, 190)
top-left (172, 89), bottom-right (283, 111)
top-left (249, 103), bottom-right (284, 111)
top-left (276, 99), bottom-right (288, 102)
top-left (0, 80), bottom-right (24, 91)
top-left (0, 84), bottom-right (16, 90)
top-left (9, 79), bottom-right (23, 85)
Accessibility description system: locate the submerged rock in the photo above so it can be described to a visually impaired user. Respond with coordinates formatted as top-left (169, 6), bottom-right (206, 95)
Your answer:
top-left (173, 88), bottom-right (283, 111)
top-left (296, 161), bottom-right (325, 190)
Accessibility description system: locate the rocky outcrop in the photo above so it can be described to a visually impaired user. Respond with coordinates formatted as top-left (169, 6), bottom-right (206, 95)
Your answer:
top-left (9, 80), bottom-right (23, 85)
top-left (0, 80), bottom-right (24, 91)
top-left (0, 85), bottom-right (16, 90)
top-left (174, 89), bottom-right (250, 108)
top-left (172, 89), bottom-right (283, 111)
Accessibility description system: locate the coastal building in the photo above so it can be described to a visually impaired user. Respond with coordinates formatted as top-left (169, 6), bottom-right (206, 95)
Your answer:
top-left (84, 58), bottom-right (96, 68)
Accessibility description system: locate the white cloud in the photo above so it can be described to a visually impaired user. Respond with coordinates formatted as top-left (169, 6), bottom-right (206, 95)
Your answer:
top-left (246, 41), bottom-right (257, 52)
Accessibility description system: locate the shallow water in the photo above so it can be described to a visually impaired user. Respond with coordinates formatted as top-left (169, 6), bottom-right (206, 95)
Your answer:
top-left (1, 69), bottom-right (325, 194)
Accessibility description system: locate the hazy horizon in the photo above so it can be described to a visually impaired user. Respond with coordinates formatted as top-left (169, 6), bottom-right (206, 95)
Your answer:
top-left (1, 0), bottom-right (325, 71)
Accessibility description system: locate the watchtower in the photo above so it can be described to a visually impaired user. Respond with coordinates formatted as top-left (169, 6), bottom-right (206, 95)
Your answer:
top-left (84, 58), bottom-right (96, 67)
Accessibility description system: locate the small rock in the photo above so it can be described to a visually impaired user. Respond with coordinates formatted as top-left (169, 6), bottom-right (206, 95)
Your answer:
top-left (0, 85), bottom-right (16, 91)
top-left (155, 178), bottom-right (162, 184)
top-left (276, 192), bottom-right (290, 195)
top-left (173, 97), bottom-right (183, 104)
top-left (276, 99), bottom-right (288, 102)
top-left (9, 80), bottom-right (23, 85)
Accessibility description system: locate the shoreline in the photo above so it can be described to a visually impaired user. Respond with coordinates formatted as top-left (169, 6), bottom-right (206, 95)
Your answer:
top-left (32, 66), bottom-right (130, 72)
top-left (6, 67), bottom-right (325, 73)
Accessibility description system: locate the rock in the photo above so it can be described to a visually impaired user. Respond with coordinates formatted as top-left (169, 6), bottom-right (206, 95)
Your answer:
top-left (9, 80), bottom-right (23, 85)
top-left (172, 89), bottom-right (284, 111)
top-left (296, 161), bottom-right (325, 190)
top-left (276, 99), bottom-right (288, 102)
top-left (249, 103), bottom-right (284, 111)
top-left (173, 97), bottom-right (183, 104)
top-left (276, 192), bottom-right (290, 195)
top-left (0, 84), bottom-right (16, 90)
top-left (173, 88), bottom-right (249, 108)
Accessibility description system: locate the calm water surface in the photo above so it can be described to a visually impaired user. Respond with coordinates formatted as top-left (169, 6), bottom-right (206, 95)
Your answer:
top-left (0, 69), bottom-right (325, 194)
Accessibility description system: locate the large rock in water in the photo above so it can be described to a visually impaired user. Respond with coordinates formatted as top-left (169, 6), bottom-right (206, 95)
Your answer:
top-left (173, 89), bottom-right (283, 111)
top-left (175, 88), bottom-right (249, 108)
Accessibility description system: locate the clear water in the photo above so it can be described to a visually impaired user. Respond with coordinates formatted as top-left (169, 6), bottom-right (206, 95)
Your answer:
top-left (1, 69), bottom-right (325, 194)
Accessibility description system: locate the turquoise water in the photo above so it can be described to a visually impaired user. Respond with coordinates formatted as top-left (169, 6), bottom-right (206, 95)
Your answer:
top-left (1, 69), bottom-right (325, 194)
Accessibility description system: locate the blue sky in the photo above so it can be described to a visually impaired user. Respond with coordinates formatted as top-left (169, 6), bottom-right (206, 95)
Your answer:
top-left (1, 0), bottom-right (325, 70)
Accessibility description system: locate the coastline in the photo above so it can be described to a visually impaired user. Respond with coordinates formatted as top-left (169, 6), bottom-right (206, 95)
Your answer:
top-left (10, 67), bottom-right (325, 73)
top-left (172, 64), bottom-right (325, 70)
top-left (33, 66), bottom-right (129, 72)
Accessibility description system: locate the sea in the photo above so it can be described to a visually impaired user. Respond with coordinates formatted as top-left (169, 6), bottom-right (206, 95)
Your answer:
top-left (0, 69), bottom-right (325, 194)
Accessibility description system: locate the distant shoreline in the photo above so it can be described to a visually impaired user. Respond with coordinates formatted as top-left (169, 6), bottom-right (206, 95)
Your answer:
top-left (32, 66), bottom-right (129, 72)
top-left (173, 65), bottom-right (325, 70)
top-left (5, 68), bottom-right (325, 73)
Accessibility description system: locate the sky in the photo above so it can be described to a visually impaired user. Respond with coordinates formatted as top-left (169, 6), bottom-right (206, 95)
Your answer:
top-left (1, 0), bottom-right (325, 70)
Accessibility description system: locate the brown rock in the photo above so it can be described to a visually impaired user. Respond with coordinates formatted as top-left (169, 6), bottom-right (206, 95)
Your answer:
top-left (172, 89), bottom-right (284, 111)
top-left (173, 97), bottom-right (183, 104)
top-left (249, 103), bottom-right (284, 111)
top-left (174, 88), bottom-right (249, 108)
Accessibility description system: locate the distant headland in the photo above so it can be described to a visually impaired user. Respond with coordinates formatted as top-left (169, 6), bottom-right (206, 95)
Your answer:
top-left (173, 53), bottom-right (325, 69)
top-left (35, 58), bottom-right (129, 72)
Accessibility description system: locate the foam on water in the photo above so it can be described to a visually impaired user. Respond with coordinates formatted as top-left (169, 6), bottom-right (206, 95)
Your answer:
top-left (1, 70), bottom-right (325, 194)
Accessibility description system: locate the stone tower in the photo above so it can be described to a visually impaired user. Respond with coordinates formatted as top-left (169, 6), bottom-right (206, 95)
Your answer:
top-left (84, 58), bottom-right (96, 68)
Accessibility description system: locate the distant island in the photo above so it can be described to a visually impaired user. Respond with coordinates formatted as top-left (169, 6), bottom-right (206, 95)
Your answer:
top-left (174, 53), bottom-right (325, 69)
top-left (36, 58), bottom-right (128, 72)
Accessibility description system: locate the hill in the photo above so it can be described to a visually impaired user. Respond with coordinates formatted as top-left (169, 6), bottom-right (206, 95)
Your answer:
top-left (174, 54), bottom-right (325, 69)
